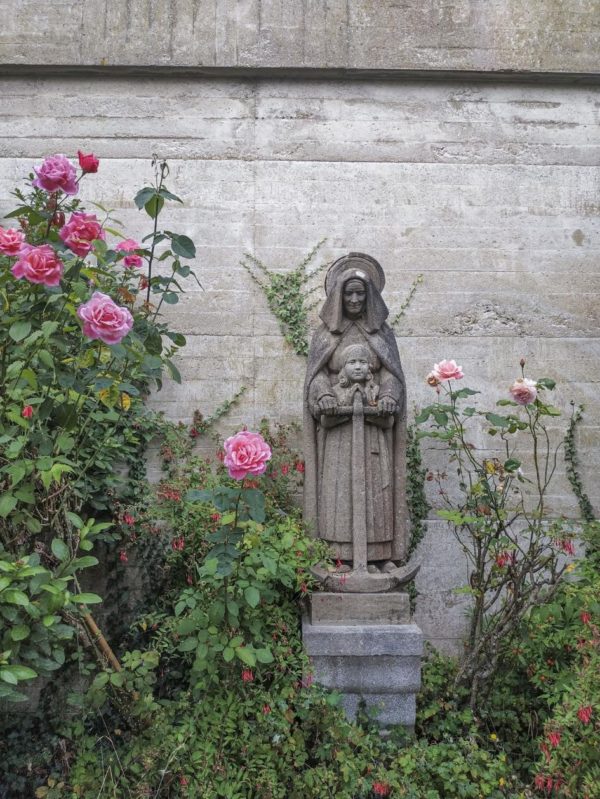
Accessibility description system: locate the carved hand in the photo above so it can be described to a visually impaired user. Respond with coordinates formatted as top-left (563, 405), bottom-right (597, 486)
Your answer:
top-left (377, 396), bottom-right (397, 415)
top-left (317, 395), bottom-right (338, 415)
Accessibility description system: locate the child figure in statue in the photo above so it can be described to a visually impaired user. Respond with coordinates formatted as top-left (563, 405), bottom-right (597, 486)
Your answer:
top-left (332, 344), bottom-right (379, 410)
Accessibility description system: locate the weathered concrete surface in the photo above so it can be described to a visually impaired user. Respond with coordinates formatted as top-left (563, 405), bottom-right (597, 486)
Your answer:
top-left (303, 618), bottom-right (423, 727)
top-left (0, 73), bottom-right (598, 651)
top-left (310, 593), bottom-right (411, 625)
top-left (1, 1), bottom-right (599, 76)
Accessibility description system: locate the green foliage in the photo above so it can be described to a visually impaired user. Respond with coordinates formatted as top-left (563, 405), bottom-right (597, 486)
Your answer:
top-left (564, 403), bottom-right (596, 525)
top-left (0, 155), bottom-right (196, 699)
top-left (241, 241), bottom-right (328, 357)
top-left (416, 365), bottom-right (576, 707)
top-left (390, 274), bottom-right (424, 333)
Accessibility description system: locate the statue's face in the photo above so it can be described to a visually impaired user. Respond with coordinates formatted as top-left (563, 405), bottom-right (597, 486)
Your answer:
top-left (344, 354), bottom-right (369, 383)
top-left (343, 279), bottom-right (366, 319)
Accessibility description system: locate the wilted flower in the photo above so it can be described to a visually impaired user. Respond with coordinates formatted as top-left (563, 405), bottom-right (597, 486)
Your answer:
top-left (509, 377), bottom-right (537, 406)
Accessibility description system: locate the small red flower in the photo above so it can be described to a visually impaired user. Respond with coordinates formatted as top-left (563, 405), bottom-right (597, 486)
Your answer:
top-left (118, 550), bottom-right (128, 563)
top-left (210, 512), bottom-right (221, 523)
top-left (21, 405), bottom-right (33, 419)
top-left (546, 776), bottom-right (553, 794)
top-left (300, 582), bottom-right (308, 594)
top-left (294, 461), bottom-right (305, 473)
top-left (186, 574), bottom-right (193, 585)
top-left (216, 449), bottom-right (225, 462)
top-left (372, 782), bottom-right (391, 797)
top-left (262, 704), bottom-right (271, 714)
top-left (189, 427), bottom-right (200, 439)
top-left (171, 536), bottom-right (185, 551)
top-left (51, 210), bottom-right (65, 228)
top-left (123, 513), bottom-right (135, 526)
top-left (577, 705), bottom-right (593, 724)
top-left (178, 775), bottom-right (189, 787)
top-left (580, 611), bottom-right (592, 625)
top-left (241, 669), bottom-right (254, 683)
top-left (534, 774), bottom-right (546, 790)
top-left (558, 539), bottom-right (575, 556)
top-left (77, 150), bottom-right (100, 173)
top-left (281, 464), bottom-right (289, 476)
top-left (547, 730), bottom-right (561, 748)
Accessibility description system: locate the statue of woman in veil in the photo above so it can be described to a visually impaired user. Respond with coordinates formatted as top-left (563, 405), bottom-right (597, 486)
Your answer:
top-left (303, 253), bottom-right (409, 574)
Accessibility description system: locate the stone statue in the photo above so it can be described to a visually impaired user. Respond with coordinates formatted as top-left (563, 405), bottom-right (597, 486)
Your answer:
top-left (303, 253), bottom-right (419, 592)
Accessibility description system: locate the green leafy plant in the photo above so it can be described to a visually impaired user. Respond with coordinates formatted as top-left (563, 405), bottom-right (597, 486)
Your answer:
top-left (417, 359), bottom-right (574, 707)
top-left (0, 151), bottom-right (197, 700)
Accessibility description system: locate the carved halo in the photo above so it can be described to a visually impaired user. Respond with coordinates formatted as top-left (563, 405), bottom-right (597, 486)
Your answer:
top-left (324, 252), bottom-right (385, 296)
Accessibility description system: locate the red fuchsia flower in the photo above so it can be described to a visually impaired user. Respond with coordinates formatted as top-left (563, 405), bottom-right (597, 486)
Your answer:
top-left (372, 782), bottom-right (391, 797)
top-left (241, 669), bottom-right (254, 682)
top-left (534, 774), bottom-right (546, 790)
top-left (77, 150), bottom-right (99, 174)
top-left (59, 211), bottom-right (105, 257)
top-left (178, 775), bottom-right (189, 787)
top-left (119, 550), bottom-right (128, 563)
top-left (0, 226), bottom-right (25, 256)
top-left (186, 574), bottom-right (193, 585)
top-left (545, 776), bottom-right (553, 794)
top-left (556, 538), bottom-right (575, 556)
top-left (115, 238), bottom-right (144, 269)
top-left (210, 513), bottom-right (221, 523)
top-left (547, 730), bottom-right (561, 748)
top-left (300, 583), bottom-right (308, 594)
top-left (171, 536), bottom-right (185, 552)
top-left (509, 377), bottom-right (537, 406)
top-left (295, 460), bottom-right (305, 473)
top-left (189, 427), bottom-right (199, 439)
top-left (580, 611), bottom-right (592, 625)
top-left (77, 291), bottom-right (133, 345)
top-left (577, 705), bottom-right (593, 724)
top-left (33, 154), bottom-right (78, 195)
top-left (281, 464), bottom-right (290, 476)
top-left (223, 430), bottom-right (272, 480)
top-left (21, 405), bottom-right (33, 419)
top-left (431, 359), bottom-right (464, 381)
top-left (11, 244), bottom-right (64, 287)
top-left (123, 513), bottom-right (135, 526)
top-left (300, 673), bottom-right (314, 689)
top-left (158, 486), bottom-right (182, 502)
top-left (495, 551), bottom-right (515, 569)
top-left (262, 704), bottom-right (271, 714)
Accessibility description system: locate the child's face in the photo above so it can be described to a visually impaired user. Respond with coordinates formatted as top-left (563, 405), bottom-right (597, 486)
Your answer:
top-left (344, 355), bottom-right (369, 382)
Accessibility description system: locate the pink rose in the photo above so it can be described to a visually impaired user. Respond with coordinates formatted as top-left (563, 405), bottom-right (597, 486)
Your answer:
top-left (77, 291), bottom-right (134, 345)
top-left (509, 377), bottom-right (537, 405)
top-left (432, 359), bottom-right (464, 381)
top-left (116, 239), bottom-right (144, 268)
top-left (77, 150), bottom-right (99, 174)
top-left (223, 430), bottom-right (272, 480)
top-left (32, 154), bottom-right (78, 195)
top-left (0, 227), bottom-right (25, 256)
top-left (59, 212), bottom-right (105, 257)
top-left (11, 244), bottom-right (64, 287)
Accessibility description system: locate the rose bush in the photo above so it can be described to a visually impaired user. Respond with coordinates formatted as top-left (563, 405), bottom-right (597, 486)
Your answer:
top-left (0, 151), bottom-right (198, 702)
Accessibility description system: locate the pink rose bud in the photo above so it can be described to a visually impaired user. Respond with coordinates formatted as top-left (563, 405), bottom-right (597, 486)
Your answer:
top-left (77, 291), bottom-right (134, 345)
top-left (21, 405), bottom-right (33, 419)
top-left (509, 377), bottom-right (537, 406)
top-left (223, 430), bottom-right (272, 480)
top-left (77, 150), bottom-right (100, 174)
top-left (11, 244), bottom-right (64, 287)
top-left (432, 359), bottom-right (464, 381)
top-left (115, 238), bottom-right (144, 268)
top-left (32, 154), bottom-right (78, 195)
top-left (0, 227), bottom-right (26, 256)
top-left (59, 212), bottom-right (105, 257)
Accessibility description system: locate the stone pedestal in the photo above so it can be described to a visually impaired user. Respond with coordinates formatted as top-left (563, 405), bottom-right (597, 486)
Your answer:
top-left (303, 593), bottom-right (423, 729)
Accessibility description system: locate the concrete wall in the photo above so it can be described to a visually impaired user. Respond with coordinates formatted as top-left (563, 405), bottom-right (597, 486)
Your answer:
top-left (1, 3), bottom-right (599, 651)
top-left (1, 0), bottom-right (599, 75)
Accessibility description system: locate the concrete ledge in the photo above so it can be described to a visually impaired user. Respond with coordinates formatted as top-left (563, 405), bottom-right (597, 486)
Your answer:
top-left (310, 654), bottom-right (422, 693)
top-left (310, 592), bottom-right (410, 625)
top-left (302, 621), bottom-right (424, 656)
top-left (340, 692), bottom-right (417, 728)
